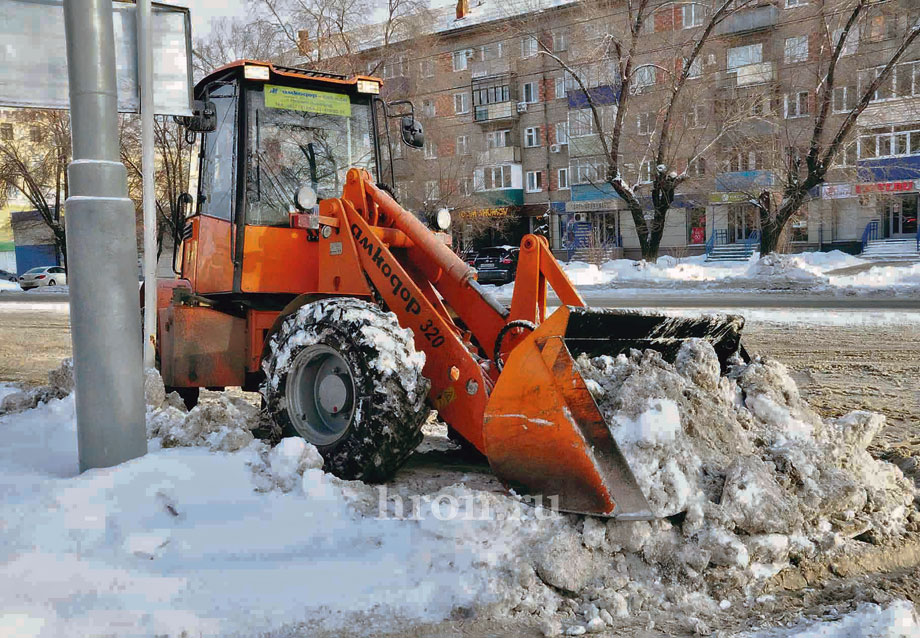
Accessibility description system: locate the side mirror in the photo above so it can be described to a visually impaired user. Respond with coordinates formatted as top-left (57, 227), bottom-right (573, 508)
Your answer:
top-left (401, 116), bottom-right (424, 149)
top-left (176, 192), bottom-right (193, 219)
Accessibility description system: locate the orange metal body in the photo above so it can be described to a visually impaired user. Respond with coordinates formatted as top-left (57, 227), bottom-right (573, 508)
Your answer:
top-left (161, 163), bottom-right (656, 516)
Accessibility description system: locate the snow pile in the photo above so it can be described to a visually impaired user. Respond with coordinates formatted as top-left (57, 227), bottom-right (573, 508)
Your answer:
top-left (556, 340), bottom-right (917, 631)
top-left (0, 279), bottom-right (19, 291)
top-left (744, 253), bottom-right (829, 286)
top-left (829, 263), bottom-right (920, 289)
top-left (738, 600), bottom-right (920, 637)
top-left (0, 359), bottom-right (73, 414)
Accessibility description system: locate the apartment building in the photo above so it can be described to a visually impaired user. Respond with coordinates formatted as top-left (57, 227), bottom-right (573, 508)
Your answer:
top-left (306, 0), bottom-right (919, 259)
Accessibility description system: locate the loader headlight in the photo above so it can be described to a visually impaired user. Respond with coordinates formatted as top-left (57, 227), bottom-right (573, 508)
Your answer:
top-left (436, 208), bottom-right (451, 231)
top-left (356, 79), bottom-right (381, 94)
top-left (295, 184), bottom-right (317, 211)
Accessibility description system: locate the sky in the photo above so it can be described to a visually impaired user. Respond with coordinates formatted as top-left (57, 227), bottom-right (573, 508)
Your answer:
top-left (172, 0), bottom-right (248, 37)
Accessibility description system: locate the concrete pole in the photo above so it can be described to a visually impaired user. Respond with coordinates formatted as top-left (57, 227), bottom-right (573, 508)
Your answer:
top-left (137, 0), bottom-right (157, 367)
top-left (63, 0), bottom-right (147, 472)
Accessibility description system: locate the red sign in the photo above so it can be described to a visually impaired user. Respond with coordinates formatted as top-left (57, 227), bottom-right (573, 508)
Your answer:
top-left (855, 180), bottom-right (916, 194)
top-left (690, 227), bottom-right (705, 244)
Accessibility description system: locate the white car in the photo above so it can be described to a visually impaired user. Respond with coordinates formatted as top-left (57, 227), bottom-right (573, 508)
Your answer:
top-left (19, 266), bottom-right (67, 290)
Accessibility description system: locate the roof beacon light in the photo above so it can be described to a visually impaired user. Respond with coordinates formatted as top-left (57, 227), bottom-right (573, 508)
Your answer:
top-left (357, 79), bottom-right (381, 95)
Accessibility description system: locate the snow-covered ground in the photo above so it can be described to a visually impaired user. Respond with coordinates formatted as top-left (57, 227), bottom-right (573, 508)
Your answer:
top-left (488, 251), bottom-right (920, 297)
top-left (0, 279), bottom-right (20, 291)
top-left (739, 601), bottom-right (919, 637)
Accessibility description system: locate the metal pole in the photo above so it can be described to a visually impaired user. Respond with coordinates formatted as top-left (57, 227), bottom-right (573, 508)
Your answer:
top-left (63, 0), bottom-right (147, 472)
top-left (138, 0), bottom-right (157, 367)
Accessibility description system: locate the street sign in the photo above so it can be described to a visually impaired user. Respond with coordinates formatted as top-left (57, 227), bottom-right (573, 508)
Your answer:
top-left (0, 0), bottom-right (192, 115)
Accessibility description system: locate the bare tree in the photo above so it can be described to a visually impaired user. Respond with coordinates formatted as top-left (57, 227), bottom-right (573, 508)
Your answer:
top-left (752, 0), bottom-right (920, 254)
top-left (193, 16), bottom-right (293, 77)
top-left (533, 0), bottom-right (754, 260)
top-left (0, 110), bottom-right (70, 266)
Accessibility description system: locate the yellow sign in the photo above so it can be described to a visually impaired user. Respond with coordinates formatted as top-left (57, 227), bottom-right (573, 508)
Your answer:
top-left (459, 207), bottom-right (510, 219)
top-left (264, 84), bottom-right (352, 117)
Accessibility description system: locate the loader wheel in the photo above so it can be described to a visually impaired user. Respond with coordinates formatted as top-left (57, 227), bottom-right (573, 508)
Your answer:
top-left (262, 298), bottom-right (430, 482)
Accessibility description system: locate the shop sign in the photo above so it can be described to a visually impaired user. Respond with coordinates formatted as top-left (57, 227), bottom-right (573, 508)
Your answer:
top-left (565, 199), bottom-right (619, 213)
top-left (854, 180), bottom-right (919, 195)
top-left (459, 207), bottom-right (510, 219)
top-left (821, 183), bottom-right (855, 199)
top-left (690, 227), bottom-right (705, 244)
top-left (709, 192), bottom-right (751, 204)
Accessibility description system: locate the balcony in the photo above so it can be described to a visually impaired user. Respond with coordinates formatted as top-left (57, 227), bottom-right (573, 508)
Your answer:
top-left (476, 146), bottom-right (521, 165)
top-left (719, 62), bottom-right (774, 88)
top-left (714, 170), bottom-right (776, 192)
top-left (471, 58), bottom-right (511, 79)
top-left (568, 134), bottom-right (606, 159)
top-left (715, 5), bottom-right (778, 36)
top-left (474, 102), bottom-right (518, 123)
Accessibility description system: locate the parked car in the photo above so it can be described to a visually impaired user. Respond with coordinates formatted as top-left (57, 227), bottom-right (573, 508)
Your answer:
top-left (19, 266), bottom-right (67, 290)
top-left (472, 246), bottom-right (519, 285)
top-left (0, 269), bottom-right (17, 282)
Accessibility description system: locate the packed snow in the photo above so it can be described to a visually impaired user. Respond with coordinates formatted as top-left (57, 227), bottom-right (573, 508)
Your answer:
top-left (487, 251), bottom-right (920, 296)
top-left (0, 279), bottom-right (19, 291)
top-left (738, 600), bottom-right (920, 637)
top-left (0, 350), bottom-right (917, 637)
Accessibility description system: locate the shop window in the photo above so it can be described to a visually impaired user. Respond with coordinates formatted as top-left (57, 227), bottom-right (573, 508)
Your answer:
top-left (687, 208), bottom-right (706, 244)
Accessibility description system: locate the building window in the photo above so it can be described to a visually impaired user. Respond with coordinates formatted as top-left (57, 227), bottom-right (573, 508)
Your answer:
top-left (425, 180), bottom-right (440, 200)
top-left (687, 208), bottom-right (706, 244)
top-left (862, 60), bottom-right (920, 102)
top-left (637, 112), bottom-right (654, 135)
top-left (461, 177), bottom-right (473, 197)
top-left (688, 157), bottom-right (706, 178)
top-left (0, 123), bottom-right (12, 141)
top-left (632, 66), bottom-right (656, 89)
top-left (866, 15), bottom-right (886, 43)
top-left (486, 129), bottom-right (512, 148)
top-left (452, 50), bottom-right (471, 71)
top-left (556, 122), bottom-right (569, 145)
top-left (419, 59), bottom-right (434, 78)
top-left (524, 126), bottom-right (542, 147)
top-left (685, 56), bottom-right (702, 78)
top-left (456, 135), bottom-right (469, 155)
top-left (553, 31), bottom-right (567, 52)
top-left (571, 157), bottom-right (604, 184)
top-left (480, 42), bottom-right (504, 61)
top-left (784, 91), bottom-right (810, 118)
top-left (421, 99), bottom-right (435, 117)
top-left (569, 109), bottom-right (596, 137)
top-left (832, 86), bottom-right (855, 113)
top-left (833, 27), bottom-right (859, 57)
top-left (833, 141), bottom-right (857, 167)
top-left (424, 141), bottom-right (437, 159)
top-left (638, 161), bottom-right (653, 184)
top-left (554, 75), bottom-right (566, 99)
top-left (454, 93), bottom-right (469, 114)
top-left (790, 210), bottom-right (808, 242)
top-left (526, 170), bottom-right (543, 192)
top-left (522, 81), bottom-right (538, 103)
top-left (558, 167), bottom-right (569, 190)
top-left (522, 35), bottom-right (538, 58)
top-left (29, 126), bottom-right (42, 143)
top-left (382, 56), bottom-right (406, 79)
top-left (726, 149), bottom-right (765, 172)
top-left (727, 43), bottom-right (763, 70)
top-left (859, 125), bottom-right (920, 160)
top-left (472, 81), bottom-right (511, 121)
top-left (784, 36), bottom-right (808, 64)
top-left (785, 0), bottom-right (807, 7)
top-left (686, 104), bottom-right (706, 128)
top-left (682, 3), bottom-right (704, 28)
top-left (477, 165), bottom-right (513, 190)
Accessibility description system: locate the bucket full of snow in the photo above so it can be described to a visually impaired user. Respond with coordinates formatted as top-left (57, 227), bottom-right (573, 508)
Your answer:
top-left (482, 305), bottom-right (747, 519)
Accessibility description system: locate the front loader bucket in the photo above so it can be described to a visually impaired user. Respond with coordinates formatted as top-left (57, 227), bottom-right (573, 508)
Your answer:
top-left (482, 306), bottom-right (745, 517)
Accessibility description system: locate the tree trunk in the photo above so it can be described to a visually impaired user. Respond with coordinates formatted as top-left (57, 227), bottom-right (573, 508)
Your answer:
top-left (759, 214), bottom-right (783, 255)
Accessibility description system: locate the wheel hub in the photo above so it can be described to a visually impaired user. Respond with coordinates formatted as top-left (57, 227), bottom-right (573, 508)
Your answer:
top-left (286, 345), bottom-right (356, 446)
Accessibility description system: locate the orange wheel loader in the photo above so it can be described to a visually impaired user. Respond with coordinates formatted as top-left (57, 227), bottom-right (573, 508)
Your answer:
top-left (154, 61), bottom-right (746, 517)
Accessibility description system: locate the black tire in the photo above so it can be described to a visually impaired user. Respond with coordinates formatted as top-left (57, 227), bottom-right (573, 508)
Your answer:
top-left (262, 297), bottom-right (430, 482)
top-left (48, 279), bottom-right (55, 286)
top-left (166, 386), bottom-right (200, 410)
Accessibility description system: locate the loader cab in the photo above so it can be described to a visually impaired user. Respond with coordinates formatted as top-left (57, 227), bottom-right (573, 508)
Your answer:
top-left (178, 61), bottom-right (399, 296)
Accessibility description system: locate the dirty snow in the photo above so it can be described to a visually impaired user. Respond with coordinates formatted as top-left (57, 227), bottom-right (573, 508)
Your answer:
top-left (0, 279), bottom-right (19, 291)
top-left (0, 351), bottom-right (917, 637)
top-left (739, 600), bottom-right (920, 637)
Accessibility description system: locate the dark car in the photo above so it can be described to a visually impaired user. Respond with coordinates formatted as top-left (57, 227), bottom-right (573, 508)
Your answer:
top-left (0, 269), bottom-right (17, 282)
top-left (473, 246), bottom-right (519, 285)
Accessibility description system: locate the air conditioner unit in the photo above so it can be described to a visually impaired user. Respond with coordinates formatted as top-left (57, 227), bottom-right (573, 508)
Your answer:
top-left (516, 101), bottom-right (528, 113)
top-left (550, 144), bottom-right (562, 153)
top-left (573, 212), bottom-right (589, 222)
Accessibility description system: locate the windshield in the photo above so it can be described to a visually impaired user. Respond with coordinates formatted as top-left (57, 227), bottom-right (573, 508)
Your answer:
top-left (247, 85), bottom-right (375, 226)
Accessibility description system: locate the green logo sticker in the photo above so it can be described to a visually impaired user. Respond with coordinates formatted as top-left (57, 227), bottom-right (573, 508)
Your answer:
top-left (264, 84), bottom-right (352, 117)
